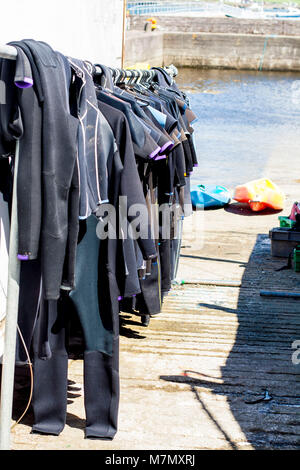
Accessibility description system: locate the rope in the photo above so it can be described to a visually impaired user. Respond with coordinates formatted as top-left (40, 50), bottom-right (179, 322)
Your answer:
top-left (10, 325), bottom-right (33, 431)
top-left (259, 35), bottom-right (277, 72)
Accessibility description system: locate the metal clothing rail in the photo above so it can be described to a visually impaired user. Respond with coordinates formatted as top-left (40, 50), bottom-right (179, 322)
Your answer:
top-left (108, 64), bottom-right (178, 84)
top-left (0, 44), bottom-right (17, 60)
top-left (0, 44), bottom-right (20, 450)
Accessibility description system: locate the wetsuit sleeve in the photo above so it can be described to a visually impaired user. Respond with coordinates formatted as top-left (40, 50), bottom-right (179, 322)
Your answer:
top-left (0, 53), bottom-right (42, 261)
top-left (16, 83), bottom-right (43, 261)
top-left (120, 116), bottom-right (157, 260)
top-left (14, 47), bottom-right (34, 89)
top-left (132, 127), bottom-right (161, 161)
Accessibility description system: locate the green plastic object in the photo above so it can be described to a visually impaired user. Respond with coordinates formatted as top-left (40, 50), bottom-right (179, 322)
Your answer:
top-left (294, 245), bottom-right (300, 272)
top-left (278, 216), bottom-right (296, 228)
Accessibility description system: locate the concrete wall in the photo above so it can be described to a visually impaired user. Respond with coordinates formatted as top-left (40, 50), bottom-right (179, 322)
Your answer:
top-left (130, 15), bottom-right (300, 37)
top-left (124, 32), bottom-right (164, 67)
top-left (0, 0), bottom-right (124, 66)
top-left (163, 32), bottom-right (300, 71)
top-left (125, 31), bottom-right (300, 71)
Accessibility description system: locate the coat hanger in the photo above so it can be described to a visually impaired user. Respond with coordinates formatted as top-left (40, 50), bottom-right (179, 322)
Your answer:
top-left (127, 70), bottom-right (137, 85)
top-left (113, 68), bottom-right (121, 85)
top-left (117, 68), bottom-right (126, 85)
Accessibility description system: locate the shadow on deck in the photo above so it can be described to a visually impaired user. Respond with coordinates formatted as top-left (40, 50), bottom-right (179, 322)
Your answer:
top-left (160, 234), bottom-right (300, 449)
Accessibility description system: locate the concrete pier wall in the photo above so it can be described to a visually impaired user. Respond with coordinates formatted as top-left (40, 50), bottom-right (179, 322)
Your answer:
top-left (164, 32), bottom-right (300, 71)
top-left (125, 31), bottom-right (300, 71)
top-left (124, 32), bottom-right (165, 67)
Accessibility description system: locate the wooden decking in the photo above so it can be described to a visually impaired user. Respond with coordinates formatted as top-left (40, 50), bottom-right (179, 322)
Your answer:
top-left (9, 155), bottom-right (300, 450)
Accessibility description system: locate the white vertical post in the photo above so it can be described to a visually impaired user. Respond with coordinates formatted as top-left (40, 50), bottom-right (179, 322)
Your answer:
top-left (0, 140), bottom-right (21, 450)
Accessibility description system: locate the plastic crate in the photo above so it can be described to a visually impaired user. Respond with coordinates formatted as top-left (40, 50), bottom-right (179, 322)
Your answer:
top-left (269, 228), bottom-right (300, 258)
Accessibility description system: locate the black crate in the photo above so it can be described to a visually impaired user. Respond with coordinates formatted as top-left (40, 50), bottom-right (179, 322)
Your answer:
top-left (269, 227), bottom-right (300, 258)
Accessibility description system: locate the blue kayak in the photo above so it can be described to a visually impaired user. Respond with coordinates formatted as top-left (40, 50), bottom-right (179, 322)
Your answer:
top-left (190, 184), bottom-right (231, 209)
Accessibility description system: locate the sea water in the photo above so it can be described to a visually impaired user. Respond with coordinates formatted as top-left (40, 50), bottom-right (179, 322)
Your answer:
top-left (176, 68), bottom-right (300, 189)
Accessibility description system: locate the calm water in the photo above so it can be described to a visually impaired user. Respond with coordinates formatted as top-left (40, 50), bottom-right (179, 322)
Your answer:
top-left (176, 68), bottom-right (300, 188)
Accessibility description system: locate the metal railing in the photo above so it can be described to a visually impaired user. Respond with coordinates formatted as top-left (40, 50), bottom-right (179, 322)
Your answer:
top-left (127, 1), bottom-right (223, 16)
top-left (126, 1), bottom-right (300, 18)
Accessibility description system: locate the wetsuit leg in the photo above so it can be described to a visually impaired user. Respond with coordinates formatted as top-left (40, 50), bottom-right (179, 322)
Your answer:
top-left (31, 298), bottom-right (68, 436)
top-left (84, 336), bottom-right (119, 440)
top-left (69, 216), bottom-right (120, 439)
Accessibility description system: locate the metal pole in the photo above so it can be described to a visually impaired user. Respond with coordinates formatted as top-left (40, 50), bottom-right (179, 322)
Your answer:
top-left (0, 141), bottom-right (20, 450)
top-left (173, 279), bottom-right (242, 288)
top-left (0, 45), bottom-right (20, 450)
top-left (0, 45), bottom-right (17, 60)
top-left (121, 0), bottom-right (127, 68)
top-left (260, 290), bottom-right (300, 299)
